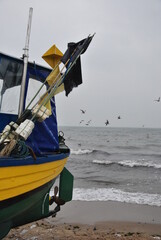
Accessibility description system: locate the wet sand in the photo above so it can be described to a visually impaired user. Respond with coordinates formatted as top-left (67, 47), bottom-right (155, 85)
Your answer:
top-left (4, 200), bottom-right (161, 239)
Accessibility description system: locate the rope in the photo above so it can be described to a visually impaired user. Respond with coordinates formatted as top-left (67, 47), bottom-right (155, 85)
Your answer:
top-left (0, 139), bottom-right (17, 157)
top-left (10, 140), bottom-right (29, 158)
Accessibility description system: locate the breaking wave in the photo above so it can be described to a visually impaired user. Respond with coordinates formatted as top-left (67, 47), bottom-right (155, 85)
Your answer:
top-left (71, 149), bottom-right (110, 156)
top-left (92, 159), bottom-right (161, 169)
top-left (71, 149), bottom-right (93, 155)
top-left (73, 187), bottom-right (161, 206)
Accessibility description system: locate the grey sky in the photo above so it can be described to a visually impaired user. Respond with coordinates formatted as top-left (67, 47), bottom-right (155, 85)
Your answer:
top-left (1, 0), bottom-right (161, 128)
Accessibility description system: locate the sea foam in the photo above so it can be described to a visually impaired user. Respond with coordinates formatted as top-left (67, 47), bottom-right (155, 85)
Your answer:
top-left (71, 149), bottom-right (93, 155)
top-left (92, 159), bottom-right (161, 169)
top-left (73, 188), bottom-right (161, 206)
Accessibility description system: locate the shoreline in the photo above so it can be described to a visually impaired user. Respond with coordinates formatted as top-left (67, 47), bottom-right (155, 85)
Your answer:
top-left (5, 200), bottom-right (161, 239)
top-left (53, 200), bottom-right (161, 225)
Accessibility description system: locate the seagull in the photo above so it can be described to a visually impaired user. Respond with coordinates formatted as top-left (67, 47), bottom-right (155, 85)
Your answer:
top-left (85, 120), bottom-right (92, 126)
top-left (105, 120), bottom-right (109, 126)
top-left (154, 97), bottom-right (160, 102)
top-left (79, 120), bottom-right (84, 124)
top-left (80, 109), bottom-right (86, 114)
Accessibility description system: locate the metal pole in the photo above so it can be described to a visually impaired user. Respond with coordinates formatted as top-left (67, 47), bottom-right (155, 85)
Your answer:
top-left (0, 93), bottom-right (3, 111)
top-left (18, 7), bottom-right (33, 117)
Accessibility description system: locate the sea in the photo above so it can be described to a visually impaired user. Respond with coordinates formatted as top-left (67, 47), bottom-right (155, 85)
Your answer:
top-left (57, 126), bottom-right (161, 207)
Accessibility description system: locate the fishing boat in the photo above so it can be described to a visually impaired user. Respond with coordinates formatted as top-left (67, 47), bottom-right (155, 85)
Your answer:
top-left (0, 8), bottom-right (94, 239)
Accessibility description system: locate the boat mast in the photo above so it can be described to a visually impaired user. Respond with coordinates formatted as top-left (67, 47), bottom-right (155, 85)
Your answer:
top-left (18, 7), bottom-right (33, 117)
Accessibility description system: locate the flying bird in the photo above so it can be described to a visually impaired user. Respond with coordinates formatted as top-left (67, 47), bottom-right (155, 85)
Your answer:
top-left (80, 109), bottom-right (86, 114)
top-left (85, 120), bottom-right (92, 126)
top-left (79, 120), bottom-right (84, 124)
top-left (105, 120), bottom-right (109, 126)
top-left (154, 97), bottom-right (160, 102)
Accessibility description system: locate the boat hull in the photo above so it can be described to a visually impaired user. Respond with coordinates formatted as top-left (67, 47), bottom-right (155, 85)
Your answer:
top-left (0, 179), bottom-right (55, 239)
top-left (0, 152), bottom-right (74, 239)
top-left (0, 153), bottom-right (69, 201)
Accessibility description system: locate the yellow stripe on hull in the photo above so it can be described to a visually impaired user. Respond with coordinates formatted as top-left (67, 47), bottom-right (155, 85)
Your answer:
top-left (0, 158), bottom-right (68, 201)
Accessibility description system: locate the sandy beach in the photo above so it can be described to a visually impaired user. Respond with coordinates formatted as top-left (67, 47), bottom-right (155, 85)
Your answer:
top-left (4, 200), bottom-right (161, 239)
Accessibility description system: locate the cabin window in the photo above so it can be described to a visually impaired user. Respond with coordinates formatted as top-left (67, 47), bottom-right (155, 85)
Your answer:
top-left (0, 79), bottom-right (20, 114)
top-left (25, 78), bottom-right (47, 109)
top-left (0, 78), bottom-right (47, 114)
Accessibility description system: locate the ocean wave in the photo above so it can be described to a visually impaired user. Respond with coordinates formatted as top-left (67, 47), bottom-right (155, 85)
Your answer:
top-left (71, 149), bottom-right (93, 155)
top-left (116, 145), bottom-right (141, 150)
top-left (145, 143), bottom-right (161, 148)
top-left (133, 153), bottom-right (161, 159)
top-left (71, 149), bottom-right (110, 156)
top-left (73, 187), bottom-right (161, 206)
top-left (118, 160), bottom-right (161, 169)
top-left (93, 159), bottom-right (113, 165)
top-left (92, 159), bottom-right (161, 169)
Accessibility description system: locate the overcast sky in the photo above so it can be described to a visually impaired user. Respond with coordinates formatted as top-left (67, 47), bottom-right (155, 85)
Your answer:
top-left (1, 0), bottom-right (161, 128)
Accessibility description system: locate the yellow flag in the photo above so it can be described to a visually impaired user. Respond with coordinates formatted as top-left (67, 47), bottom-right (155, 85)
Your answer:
top-left (54, 83), bottom-right (64, 95)
top-left (46, 65), bottom-right (65, 96)
top-left (46, 65), bottom-right (60, 86)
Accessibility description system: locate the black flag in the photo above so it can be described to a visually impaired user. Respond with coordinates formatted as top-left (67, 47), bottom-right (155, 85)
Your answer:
top-left (61, 35), bottom-right (93, 65)
top-left (61, 35), bottom-right (94, 96)
top-left (63, 57), bottom-right (82, 96)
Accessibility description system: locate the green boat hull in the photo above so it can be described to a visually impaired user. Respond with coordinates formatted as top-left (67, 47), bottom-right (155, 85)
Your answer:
top-left (0, 167), bottom-right (74, 239)
top-left (0, 179), bottom-right (54, 239)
